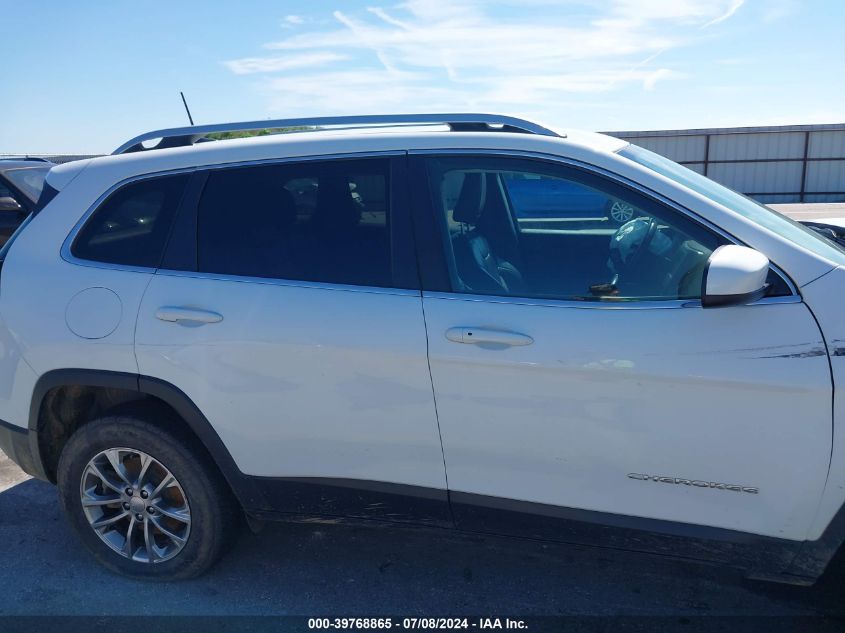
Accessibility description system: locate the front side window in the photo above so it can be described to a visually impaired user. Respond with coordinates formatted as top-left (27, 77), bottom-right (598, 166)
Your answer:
top-left (72, 174), bottom-right (188, 268)
top-left (196, 158), bottom-right (392, 287)
top-left (425, 156), bottom-right (726, 302)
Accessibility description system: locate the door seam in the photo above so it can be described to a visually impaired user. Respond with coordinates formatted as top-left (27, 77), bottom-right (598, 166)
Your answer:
top-left (131, 272), bottom-right (157, 376)
top-left (419, 293), bottom-right (455, 526)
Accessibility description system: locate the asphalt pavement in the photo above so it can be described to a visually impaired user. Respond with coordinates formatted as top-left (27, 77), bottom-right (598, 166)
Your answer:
top-left (1, 449), bottom-right (843, 624)
top-left (772, 202), bottom-right (845, 220)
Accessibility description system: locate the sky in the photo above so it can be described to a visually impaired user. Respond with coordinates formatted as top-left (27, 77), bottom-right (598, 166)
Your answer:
top-left (2, 0), bottom-right (844, 154)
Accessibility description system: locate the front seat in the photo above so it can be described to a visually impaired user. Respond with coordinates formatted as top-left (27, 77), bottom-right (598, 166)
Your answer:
top-left (451, 172), bottom-right (525, 295)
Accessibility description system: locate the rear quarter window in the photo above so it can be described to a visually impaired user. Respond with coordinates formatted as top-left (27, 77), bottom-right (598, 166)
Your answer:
top-left (71, 174), bottom-right (188, 268)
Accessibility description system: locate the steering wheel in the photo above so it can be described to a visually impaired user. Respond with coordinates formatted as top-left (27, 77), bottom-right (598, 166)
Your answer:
top-left (609, 216), bottom-right (659, 274)
top-left (590, 217), bottom-right (661, 297)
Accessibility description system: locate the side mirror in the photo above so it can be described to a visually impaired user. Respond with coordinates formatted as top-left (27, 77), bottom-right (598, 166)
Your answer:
top-left (702, 245), bottom-right (769, 308)
top-left (0, 197), bottom-right (22, 213)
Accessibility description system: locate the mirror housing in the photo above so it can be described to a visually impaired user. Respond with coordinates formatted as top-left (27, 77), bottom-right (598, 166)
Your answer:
top-left (702, 245), bottom-right (769, 308)
top-left (0, 197), bottom-right (22, 213)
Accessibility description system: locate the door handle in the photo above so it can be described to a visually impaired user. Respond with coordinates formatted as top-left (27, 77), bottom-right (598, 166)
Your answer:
top-left (445, 327), bottom-right (533, 347)
top-left (155, 306), bottom-right (223, 324)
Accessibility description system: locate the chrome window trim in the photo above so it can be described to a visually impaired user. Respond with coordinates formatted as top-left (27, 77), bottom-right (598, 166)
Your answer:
top-left (60, 150), bottom-right (406, 277)
top-left (409, 147), bottom-right (800, 299)
top-left (423, 291), bottom-right (800, 310)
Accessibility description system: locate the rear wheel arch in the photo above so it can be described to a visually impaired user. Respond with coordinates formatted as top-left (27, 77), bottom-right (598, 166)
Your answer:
top-left (28, 369), bottom-right (264, 511)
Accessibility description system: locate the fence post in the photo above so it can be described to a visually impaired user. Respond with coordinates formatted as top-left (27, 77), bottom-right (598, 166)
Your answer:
top-left (799, 131), bottom-right (810, 203)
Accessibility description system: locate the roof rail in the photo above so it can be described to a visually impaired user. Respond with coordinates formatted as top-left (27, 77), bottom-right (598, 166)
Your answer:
top-left (112, 113), bottom-right (562, 155)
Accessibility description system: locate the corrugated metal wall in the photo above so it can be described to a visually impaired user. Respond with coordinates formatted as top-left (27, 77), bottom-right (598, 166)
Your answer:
top-left (0, 154), bottom-right (100, 165)
top-left (606, 123), bottom-right (845, 203)
top-left (7, 123), bottom-right (845, 203)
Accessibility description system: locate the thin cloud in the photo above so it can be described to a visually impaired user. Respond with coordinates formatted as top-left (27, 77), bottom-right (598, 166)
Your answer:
top-left (701, 0), bottom-right (745, 28)
top-left (763, 0), bottom-right (798, 23)
top-left (642, 68), bottom-right (683, 91)
top-left (224, 1), bottom-right (744, 116)
top-left (223, 52), bottom-right (348, 75)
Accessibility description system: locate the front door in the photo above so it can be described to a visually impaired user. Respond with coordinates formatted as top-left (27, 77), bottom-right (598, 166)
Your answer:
top-left (415, 154), bottom-right (831, 541)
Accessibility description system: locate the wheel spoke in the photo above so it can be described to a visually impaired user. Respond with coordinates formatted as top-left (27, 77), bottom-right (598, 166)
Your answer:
top-left (81, 490), bottom-right (121, 507)
top-left (87, 463), bottom-right (124, 494)
top-left (105, 450), bottom-right (133, 487)
top-left (136, 453), bottom-right (153, 488)
top-left (91, 510), bottom-right (129, 529)
top-left (151, 515), bottom-right (186, 546)
top-left (150, 474), bottom-right (175, 499)
top-left (143, 519), bottom-right (158, 563)
top-left (151, 503), bottom-right (191, 525)
top-left (123, 515), bottom-right (136, 557)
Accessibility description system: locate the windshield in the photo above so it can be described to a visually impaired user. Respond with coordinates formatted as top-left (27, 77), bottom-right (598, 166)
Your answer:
top-left (4, 166), bottom-right (50, 202)
top-left (618, 144), bottom-right (845, 267)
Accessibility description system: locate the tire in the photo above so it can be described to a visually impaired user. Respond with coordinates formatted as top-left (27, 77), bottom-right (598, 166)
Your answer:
top-left (57, 409), bottom-right (241, 580)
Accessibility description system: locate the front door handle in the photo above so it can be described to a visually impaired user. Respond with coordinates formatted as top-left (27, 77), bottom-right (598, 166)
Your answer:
top-left (155, 306), bottom-right (223, 325)
top-left (445, 327), bottom-right (533, 347)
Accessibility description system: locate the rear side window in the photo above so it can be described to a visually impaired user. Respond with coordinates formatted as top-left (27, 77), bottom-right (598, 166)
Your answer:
top-left (72, 174), bottom-right (188, 268)
top-left (196, 158), bottom-right (392, 287)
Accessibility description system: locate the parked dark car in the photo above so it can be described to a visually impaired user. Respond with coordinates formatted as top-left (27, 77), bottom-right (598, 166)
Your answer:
top-left (802, 218), bottom-right (845, 249)
top-left (504, 174), bottom-right (637, 225)
top-left (0, 158), bottom-right (53, 245)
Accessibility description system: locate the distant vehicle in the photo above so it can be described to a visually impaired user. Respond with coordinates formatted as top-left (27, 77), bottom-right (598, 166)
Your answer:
top-left (505, 175), bottom-right (637, 225)
top-left (0, 158), bottom-right (53, 245)
top-left (802, 218), bottom-right (845, 248)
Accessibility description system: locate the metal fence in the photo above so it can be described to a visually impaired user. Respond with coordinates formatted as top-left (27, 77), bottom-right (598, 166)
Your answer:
top-left (606, 123), bottom-right (845, 204)
top-left (0, 154), bottom-right (101, 165)
top-left (7, 122), bottom-right (845, 204)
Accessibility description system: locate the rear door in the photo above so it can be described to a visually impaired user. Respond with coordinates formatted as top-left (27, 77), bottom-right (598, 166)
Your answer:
top-left (412, 153), bottom-right (832, 541)
top-left (135, 154), bottom-right (450, 524)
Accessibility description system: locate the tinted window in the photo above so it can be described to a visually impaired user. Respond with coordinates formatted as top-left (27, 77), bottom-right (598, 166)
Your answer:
top-left (426, 156), bottom-right (726, 302)
top-left (72, 174), bottom-right (188, 268)
top-left (197, 158), bottom-right (392, 287)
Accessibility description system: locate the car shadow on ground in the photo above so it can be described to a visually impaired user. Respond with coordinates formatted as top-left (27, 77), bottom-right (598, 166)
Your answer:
top-left (0, 476), bottom-right (842, 619)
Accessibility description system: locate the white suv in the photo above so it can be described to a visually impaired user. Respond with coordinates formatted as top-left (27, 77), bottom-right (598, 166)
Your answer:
top-left (1, 114), bottom-right (845, 582)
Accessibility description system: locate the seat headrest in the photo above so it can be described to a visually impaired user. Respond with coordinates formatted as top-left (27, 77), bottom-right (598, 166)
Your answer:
top-left (313, 176), bottom-right (360, 230)
top-left (203, 168), bottom-right (296, 236)
top-left (452, 172), bottom-right (487, 225)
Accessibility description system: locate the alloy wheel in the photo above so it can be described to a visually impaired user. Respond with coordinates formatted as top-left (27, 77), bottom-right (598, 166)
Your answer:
top-left (79, 447), bottom-right (191, 563)
top-left (609, 200), bottom-right (636, 223)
